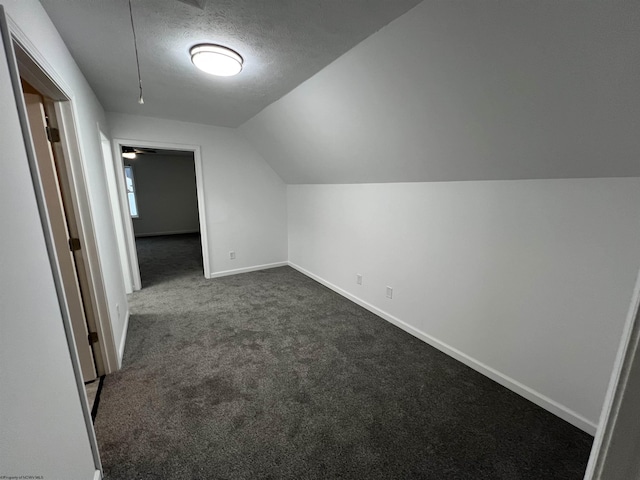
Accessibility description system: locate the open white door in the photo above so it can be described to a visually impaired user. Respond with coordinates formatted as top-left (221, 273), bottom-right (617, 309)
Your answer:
top-left (100, 131), bottom-right (134, 293)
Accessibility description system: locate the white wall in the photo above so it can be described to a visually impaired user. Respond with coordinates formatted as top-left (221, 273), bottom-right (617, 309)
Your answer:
top-left (1, 0), bottom-right (136, 476)
top-left (0, 6), bottom-right (96, 479)
top-left (2, 0), bottom-right (129, 359)
top-left (241, 0), bottom-right (640, 184)
top-left (101, 132), bottom-right (132, 292)
top-left (240, 0), bottom-right (640, 435)
top-left (288, 178), bottom-right (640, 432)
top-left (108, 113), bottom-right (288, 275)
top-left (588, 274), bottom-right (640, 479)
top-left (125, 153), bottom-right (200, 237)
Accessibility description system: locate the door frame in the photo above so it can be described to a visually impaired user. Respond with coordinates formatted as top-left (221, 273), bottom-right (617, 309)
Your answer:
top-left (112, 138), bottom-right (211, 289)
top-left (10, 35), bottom-right (119, 375)
top-left (2, 9), bottom-right (120, 476)
top-left (23, 87), bottom-right (99, 382)
top-left (99, 129), bottom-right (134, 294)
top-left (584, 268), bottom-right (640, 479)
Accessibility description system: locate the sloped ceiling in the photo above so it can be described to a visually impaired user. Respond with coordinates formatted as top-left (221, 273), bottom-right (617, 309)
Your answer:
top-left (38, 0), bottom-right (422, 127)
top-left (241, 0), bottom-right (640, 183)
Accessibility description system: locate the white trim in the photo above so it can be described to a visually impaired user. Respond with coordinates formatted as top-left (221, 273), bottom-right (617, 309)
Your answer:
top-left (111, 140), bottom-right (141, 291)
top-left (57, 103), bottom-right (119, 374)
top-left (210, 262), bottom-right (288, 279)
top-left (192, 144), bottom-right (210, 279)
top-left (100, 128), bottom-right (133, 293)
top-left (118, 309), bottom-right (131, 368)
top-left (94, 469), bottom-right (102, 480)
top-left (288, 261), bottom-right (597, 435)
top-left (112, 138), bottom-right (211, 287)
top-left (584, 270), bottom-right (640, 479)
top-left (1, 10), bottom-right (103, 475)
top-left (135, 229), bottom-right (200, 237)
top-left (5, 15), bottom-right (73, 101)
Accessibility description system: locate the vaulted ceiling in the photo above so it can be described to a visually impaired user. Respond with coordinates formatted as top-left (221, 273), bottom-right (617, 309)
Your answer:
top-left (39, 0), bottom-right (422, 127)
top-left (39, 0), bottom-right (640, 184)
top-left (241, 0), bottom-right (640, 183)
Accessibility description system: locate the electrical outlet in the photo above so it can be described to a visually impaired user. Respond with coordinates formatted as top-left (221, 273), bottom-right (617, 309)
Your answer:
top-left (229, 251), bottom-right (236, 260)
top-left (356, 274), bottom-right (362, 285)
top-left (386, 286), bottom-right (393, 299)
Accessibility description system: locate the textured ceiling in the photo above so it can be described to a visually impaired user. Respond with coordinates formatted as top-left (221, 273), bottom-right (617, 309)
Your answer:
top-left (39, 0), bottom-right (423, 127)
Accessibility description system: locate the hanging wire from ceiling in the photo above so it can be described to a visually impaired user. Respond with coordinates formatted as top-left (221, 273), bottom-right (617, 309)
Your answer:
top-left (128, 0), bottom-right (144, 104)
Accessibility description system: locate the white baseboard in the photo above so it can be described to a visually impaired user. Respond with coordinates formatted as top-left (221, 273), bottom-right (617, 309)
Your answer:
top-left (288, 261), bottom-right (598, 435)
top-left (117, 309), bottom-right (131, 368)
top-left (134, 229), bottom-right (200, 238)
top-left (210, 262), bottom-right (288, 279)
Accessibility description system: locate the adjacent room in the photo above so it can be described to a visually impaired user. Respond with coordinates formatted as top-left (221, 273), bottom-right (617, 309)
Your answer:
top-left (121, 146), bottom-right (204, 287)
top-left (1, 1), bottom-right (639, 480)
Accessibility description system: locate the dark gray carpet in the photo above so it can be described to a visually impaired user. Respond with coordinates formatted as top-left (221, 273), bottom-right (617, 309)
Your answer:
top-left (95, 233), bottom-right (593, 479)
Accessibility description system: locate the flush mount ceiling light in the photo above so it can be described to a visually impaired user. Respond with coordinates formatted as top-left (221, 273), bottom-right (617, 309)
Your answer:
top-left (190, 44), bottom-right (243, 77)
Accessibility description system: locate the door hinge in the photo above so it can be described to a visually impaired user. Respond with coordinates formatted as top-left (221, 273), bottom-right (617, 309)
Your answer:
top-left (69, 237), bottom-right (81, 251)
top-left (88, 331), bottom-right (99, 344)
top-left (46, 126), bottom-right (60, 143)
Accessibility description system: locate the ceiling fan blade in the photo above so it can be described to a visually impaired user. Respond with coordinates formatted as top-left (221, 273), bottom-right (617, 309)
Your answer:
top-left (175, 0), bottom-right (206, 10)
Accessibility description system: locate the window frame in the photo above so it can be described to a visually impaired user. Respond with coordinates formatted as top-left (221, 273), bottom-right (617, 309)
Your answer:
top-left (123, 164), bottom-right (139, 218)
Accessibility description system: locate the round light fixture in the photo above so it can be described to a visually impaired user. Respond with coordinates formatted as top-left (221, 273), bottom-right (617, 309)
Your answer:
top-left (190, 44), bottom-right (243, 77)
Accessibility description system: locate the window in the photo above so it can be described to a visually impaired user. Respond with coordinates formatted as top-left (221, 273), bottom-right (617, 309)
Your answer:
top-left (124, 165), bottom-right (139, 218)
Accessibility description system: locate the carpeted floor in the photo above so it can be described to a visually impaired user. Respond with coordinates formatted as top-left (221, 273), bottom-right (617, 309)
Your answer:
top-left (95, 233), bottom-right (593, 479)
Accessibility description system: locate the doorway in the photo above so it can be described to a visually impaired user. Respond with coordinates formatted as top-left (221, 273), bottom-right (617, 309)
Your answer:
top-left (121, 147), bottom-right (202, 286)
top-left (111, 139), bottom-right (211, 290)
top-left (21, 79), bottom-right (100, 383)
top-left (2, 17), bottom-right (116, 473)
top-left (12, 40), bottom-right (120, 376)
